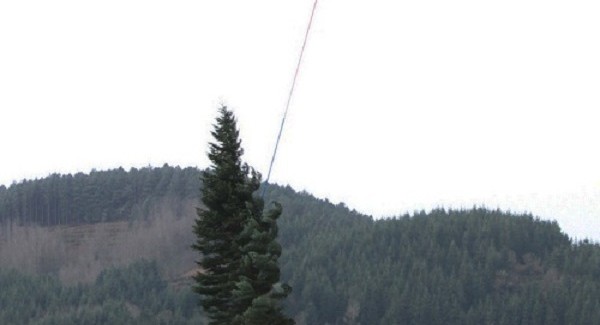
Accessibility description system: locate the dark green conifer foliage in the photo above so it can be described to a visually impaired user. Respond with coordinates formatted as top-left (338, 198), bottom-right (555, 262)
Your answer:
top-left (192, 106), bottom-right (293, 325)
top-left (234, 202), bottom-right (294, 325)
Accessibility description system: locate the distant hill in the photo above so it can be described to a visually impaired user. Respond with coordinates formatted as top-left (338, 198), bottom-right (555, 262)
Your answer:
top-left (1, 166), bottom-right (600, 324)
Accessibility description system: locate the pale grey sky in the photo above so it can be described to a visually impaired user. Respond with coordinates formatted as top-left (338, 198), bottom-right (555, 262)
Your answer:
top-left (1, 0), bottom-right (599, 240)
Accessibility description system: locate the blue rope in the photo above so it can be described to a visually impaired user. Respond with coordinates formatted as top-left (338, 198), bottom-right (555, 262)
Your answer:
top-left (262, 0), bottom-right (319, 198)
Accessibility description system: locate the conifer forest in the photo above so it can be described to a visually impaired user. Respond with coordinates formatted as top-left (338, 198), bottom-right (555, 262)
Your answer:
top-left (1, 164), bottom-right (600, 324)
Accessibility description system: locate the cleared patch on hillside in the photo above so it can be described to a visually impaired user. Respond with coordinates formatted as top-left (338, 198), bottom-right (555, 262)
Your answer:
top-left (0, 198), bottom-right (198, 285)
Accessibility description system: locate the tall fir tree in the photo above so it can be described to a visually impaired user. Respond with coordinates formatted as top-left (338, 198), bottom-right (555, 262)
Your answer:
top-left (193, 106), bottom-right (293, 325)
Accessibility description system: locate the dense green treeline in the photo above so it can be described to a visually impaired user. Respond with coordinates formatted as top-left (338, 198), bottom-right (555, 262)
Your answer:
top-left (267, 185), bottom-right (600, 324)
top-left (0, 260), bottom-right (203, 324)
top-left (0, 165), bottom-right (199, 226)
top-left (2, 166), bottom-right (600, 324)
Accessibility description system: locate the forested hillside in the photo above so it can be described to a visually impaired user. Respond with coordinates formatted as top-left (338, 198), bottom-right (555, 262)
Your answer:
top-left (0, 260), bottom-right (203, 324)
top-left (1, 166), bottom-right (600, 324)
top-left (0, 165), bottom-right (199, 226)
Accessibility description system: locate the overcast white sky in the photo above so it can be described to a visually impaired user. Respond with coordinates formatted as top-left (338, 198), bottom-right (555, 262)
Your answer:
top-left (1, 0), bottom-right (599, 240)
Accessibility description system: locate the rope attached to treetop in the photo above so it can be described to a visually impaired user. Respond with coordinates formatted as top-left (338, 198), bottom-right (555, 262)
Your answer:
top-left (262, 0), bottom-right (319, 198)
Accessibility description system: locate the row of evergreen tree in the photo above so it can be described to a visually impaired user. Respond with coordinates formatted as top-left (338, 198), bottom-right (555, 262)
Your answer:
top-left (264, 184), bottom-right (600, 324)
top-left (0, 260), bottom-right (204, 324)
top-left (2, 167), bottom-right (600, 323)
top-left (0, 165), bottom-right (199, 226)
